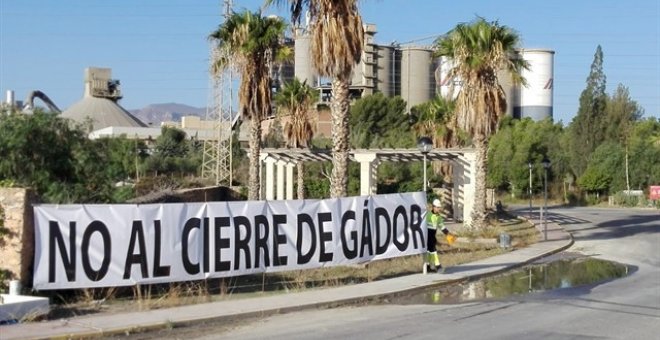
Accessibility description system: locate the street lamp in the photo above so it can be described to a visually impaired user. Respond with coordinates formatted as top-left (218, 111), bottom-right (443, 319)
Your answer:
top-left (528, 162), bottom-right (533, 219)
top-left (541, 156), bottom-right (551, 240)
top-left (417, 137), bottom-right (433, 192)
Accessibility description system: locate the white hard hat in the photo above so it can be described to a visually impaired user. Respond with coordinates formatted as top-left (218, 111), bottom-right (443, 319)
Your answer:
top-left (432, 199), bottom-right (442, 208)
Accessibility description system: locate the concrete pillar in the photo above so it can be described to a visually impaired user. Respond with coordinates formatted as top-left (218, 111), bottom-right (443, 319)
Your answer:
top-left (276, 161), bottom-right (286, 200)
top-left (0, 188), bottom-right (37, 287)
top-left (263, 157), bottom-right (277, 200)
top-left (286, 163), bottom-right (295, 200)
top-left (452, 151), bottom-right (477, 226)
top-left (353, 152), bottom-right (379, 196)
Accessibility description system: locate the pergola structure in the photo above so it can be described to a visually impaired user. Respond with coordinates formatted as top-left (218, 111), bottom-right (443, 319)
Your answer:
top-left (259, 148), bottom-right (477, 225)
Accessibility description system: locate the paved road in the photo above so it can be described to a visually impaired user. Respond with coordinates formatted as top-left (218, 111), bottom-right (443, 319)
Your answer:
top-left (207, 207), bottom-right (659, 340)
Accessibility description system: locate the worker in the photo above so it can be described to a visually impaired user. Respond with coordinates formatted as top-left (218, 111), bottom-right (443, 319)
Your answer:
top-left (425, 198), bottom-right (450, 273)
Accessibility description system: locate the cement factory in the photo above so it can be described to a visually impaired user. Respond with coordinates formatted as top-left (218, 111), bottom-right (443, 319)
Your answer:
top-left (290, 23), bottom-right (554, 121)
top-left (2, 22), bottom-right (555, 138)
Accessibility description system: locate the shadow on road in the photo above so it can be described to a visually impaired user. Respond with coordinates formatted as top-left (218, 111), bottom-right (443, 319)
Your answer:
top-left (570, 214), bottom-right (660, 241)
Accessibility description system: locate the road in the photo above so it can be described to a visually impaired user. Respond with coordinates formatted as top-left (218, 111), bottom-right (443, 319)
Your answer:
top-left (205, 207), bottom-right (660, 340)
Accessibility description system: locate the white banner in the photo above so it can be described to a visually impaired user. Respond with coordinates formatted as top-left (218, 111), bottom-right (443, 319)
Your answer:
top-left (33, 192), bottom-right (427, 290)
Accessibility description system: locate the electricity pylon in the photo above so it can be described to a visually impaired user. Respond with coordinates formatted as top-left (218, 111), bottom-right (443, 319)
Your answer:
top-left (202, 0), bottom-right (234, 186)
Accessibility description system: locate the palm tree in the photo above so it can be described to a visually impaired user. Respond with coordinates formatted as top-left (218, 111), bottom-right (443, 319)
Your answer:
top-left (266, 0), bottom-right (364, 198)
top-left (413, 96), bottom-right (459, 183)
top-left (434, 18), bottom-right (528, 228)
top-left (209, 11), bottom-right (287, 200)
top-left (274, 78), bottom-right (319, 199)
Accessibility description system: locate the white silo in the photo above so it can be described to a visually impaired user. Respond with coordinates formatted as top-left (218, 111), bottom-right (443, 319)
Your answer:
top-left (375, 45), bottom-right (394, 96)
top-left (6, 90), bottom-right (15, 106)
top-left (514, 49), bottom-right (554, 120)
top-left (294, 29), bottom-right (317, 86)
top-left (401, 47), bottom-right (433, 112)
top-left (497, 68), bottom-right (516, 117)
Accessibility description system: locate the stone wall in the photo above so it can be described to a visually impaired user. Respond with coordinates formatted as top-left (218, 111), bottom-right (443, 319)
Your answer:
top-left (0, 188), bottom-right (37, 288)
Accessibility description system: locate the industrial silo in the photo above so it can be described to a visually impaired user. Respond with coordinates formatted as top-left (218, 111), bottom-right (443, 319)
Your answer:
top-left (294, 29), bottom-right (317, 86)
top-left (497, 68), bottom-right (516, 117)
top-left (400, 47), bottom-right (433, 112)
top-left (61, 67), bottom-right (146, 131)
top-left (514, 49), bottom-right (555, 121)
top-left (375, 45), bottom-right (394, 97)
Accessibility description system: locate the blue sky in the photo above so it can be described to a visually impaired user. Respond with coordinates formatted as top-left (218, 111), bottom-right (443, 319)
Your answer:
top-left (1, 0), bottom-right (658, 125)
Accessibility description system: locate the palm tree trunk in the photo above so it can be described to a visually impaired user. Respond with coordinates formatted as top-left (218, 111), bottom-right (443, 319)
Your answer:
top-left (471, 137), bottom-right (489, 229)
top-left (248, 119), bottom-right (261, 200)
top-left (330, 77), bottom-right (350, 198)
top-left (297, 161), bottom-right (305, 199)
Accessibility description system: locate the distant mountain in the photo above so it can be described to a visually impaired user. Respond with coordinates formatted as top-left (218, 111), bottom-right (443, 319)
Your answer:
top-left (129, 103), bottom-right (207, 126)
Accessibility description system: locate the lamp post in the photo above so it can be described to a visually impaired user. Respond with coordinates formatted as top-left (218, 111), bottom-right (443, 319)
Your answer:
top-left (417, 137), bottom-right (433, 192)
top-left (528, 162), bottom-right (533, 219)
top-left (542, 156), bottom-right (551, 240)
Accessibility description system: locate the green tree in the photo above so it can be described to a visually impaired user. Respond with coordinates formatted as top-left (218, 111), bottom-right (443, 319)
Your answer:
top-left (274, 78), bottom-right (319, 199)
top-left (210, 10), bottom-right (287, 200)
top-left (143, 126), bottom-right (200, 177)
top-left (569, 45), bottom-right (608, 175)
top-left (628, 118), bottom-right (660, 190)
top-left (349, 93), bottom-right (414, 148)
top-left (268, 0), bottom-right (365, 198)
top-left (488, 117), bottom-right (566, 199)
top-left (578, 141), bottom-right (624, 197)
top-left (0, 110), bottom-right (114, 203)
top-left (604, 84), bottom-right (643, 191)
top-left (411, 95), bottom-right (460, 183)
top-left (95, 136), bottom-right (148, 183)
top-left (155, 127), bottom-right (189, 158)
top-left (434, 18), bottom-right (528, 228)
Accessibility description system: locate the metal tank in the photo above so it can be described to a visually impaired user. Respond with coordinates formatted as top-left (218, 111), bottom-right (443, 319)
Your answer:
top-left (400, 47), bottom-right (433, 112)
top-left (6, 90), bottom-right (14, 106)
top-left (514, 49), bottom-right (554, 121)
top-left (375, 45), bottom-right (394, 97)
top-left (497, 68), bottom-right (516, 117)
top-left (294, 29), bottom-right (317, 86)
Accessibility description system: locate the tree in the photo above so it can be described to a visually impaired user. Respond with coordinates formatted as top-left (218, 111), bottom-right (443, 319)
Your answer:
top-left (569, 45), bottom-right (608, 175)
top-left (411, 95), bottom-right (460, 182)
top-left (434, 17), bottom-right (528, 228)
top-left (604, 84), bottom-right (643, 191)
top-left (210, 10), bottom-right (287, 200)
top-left (143, 126), bottom-right (200, 177)
top-left (488, 117), bottom-right (566, 199)
top-left (95, 136), bottom-right (147, 182)
top-left (274, 78), bottom-right (319, 199)
top-left (349, 93), bottom-right (414, 148)
top-left (578, 141), bottom-right (624, 197)
top-left (0, 110), bottom-right (114, 203)
top-left (627, 118), bottom-right (660, 190)
top-left (267, 0), bottom-right (364, 198)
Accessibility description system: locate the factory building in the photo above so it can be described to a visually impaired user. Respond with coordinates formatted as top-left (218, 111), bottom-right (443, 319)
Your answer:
top-left (61, 67), bottom-right (146, 131)
top-left (290, 24), bottom-right (554, 121)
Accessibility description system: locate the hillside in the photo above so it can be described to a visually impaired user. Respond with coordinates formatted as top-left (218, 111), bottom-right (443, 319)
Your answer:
top-left (129, 103), bottom-right (207, 126)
